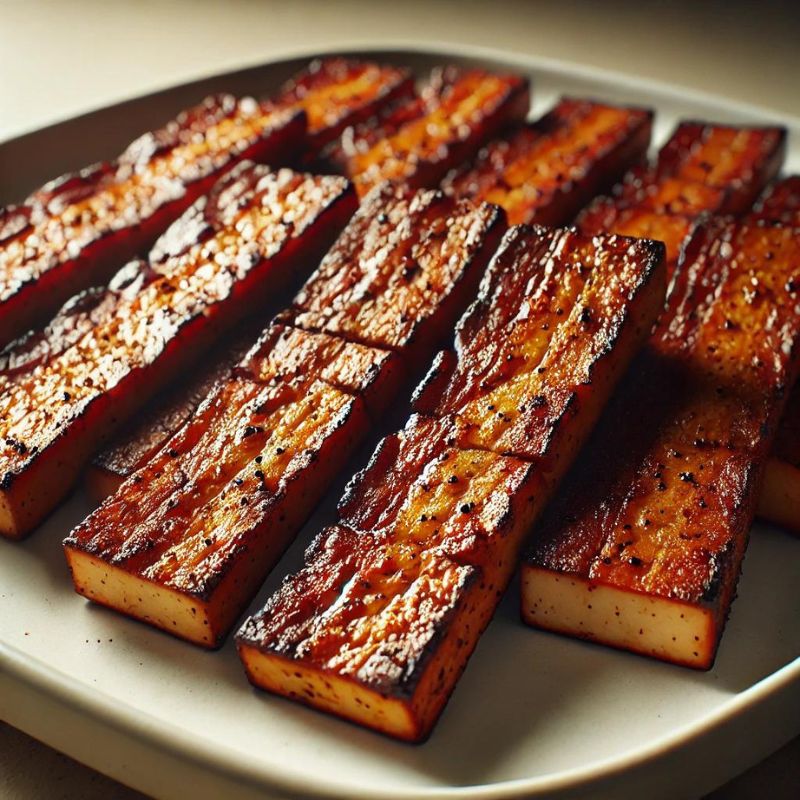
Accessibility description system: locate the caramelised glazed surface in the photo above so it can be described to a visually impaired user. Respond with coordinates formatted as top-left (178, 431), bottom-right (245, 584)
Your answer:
top-left (655, 122), bottom-right (785, 212)
top-left (288, 184), bottom-right (504, 357)
top-left (65, 188), bottom-right (503, 645)
top-left (349, 69), bottom-right (529, 197)
top-left (442, 98), bottom-right (652, 225)
top-left (87, 324), bottom-right (262, 499)
top-left (576, 121), bottom-right (785, 270)
top-left (273, 58), bottom-right (414, 150)
top-left (237, 224), bottom-right (666, 740)
top-left (524, 220), bottom-right (800, 667)
top-left (0, 95), bottom-right (303, 346)
top-left (413, 226), bottom-right (665, 463)
top-left (1, 164), bottom-right (354, 538)
top-left (315, 69), bottom-right (457, 174)
top-left (67, 330), bottom-right (388, 600)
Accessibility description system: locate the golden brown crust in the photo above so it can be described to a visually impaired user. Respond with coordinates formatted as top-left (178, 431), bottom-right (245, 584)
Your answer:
top-left (273, 58), bottom-right (415, 151)
top-left (1, 165), bottom-right (355, 538)
top-left (237, 224), bottom-right (666, 739)
top-left (349, 69), bottom-right (530, 197)
top-left (287, 183), bottom-right (505, 361)
top-left (442, 98), bottom-right (652, 225)
top-left (0, 97), bottom-right (304, 347)
top-left (524, 220), bottom-right (800, 665)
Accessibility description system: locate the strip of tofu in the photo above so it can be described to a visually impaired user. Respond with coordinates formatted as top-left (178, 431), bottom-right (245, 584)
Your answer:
top-left (747, 176), bottom-right (800, 533)
top-left (1, 165), bottom-right (355, 539)
top-left (85, 324), bottom-right (262, 502)
top-left (63, 187), bottom-right (505, 647)
top-left (349, 69), bottom-right (530, 197)
top-left (577, 122), bottom-right (786, 269)
top-left (442, 97), bottom-right (653, 225)
top-left (237, 224), bottom-right (666, 741)
top-left (522, 219), bottom-right (800, 668)
top-left (0, 96), bottom-right (304, 348)
top-left (272, 58), bottom-right (415, 152)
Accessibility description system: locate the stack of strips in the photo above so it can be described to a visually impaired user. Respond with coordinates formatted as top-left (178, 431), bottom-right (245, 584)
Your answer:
top-left (522, 212), bottom-right (800, 668)
top-left (86, 94), bottom-right (654, 501)
top-left (236, 223), bottom-right (667, 741)
top-left (64, 186), bottom-right (505, 647)
top-left (0, 96), bottom-right (304, 347)
top-left (0, 164), bottom-right (354, 539)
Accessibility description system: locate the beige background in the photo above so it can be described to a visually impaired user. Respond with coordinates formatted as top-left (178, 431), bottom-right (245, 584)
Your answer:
top-left (1, 0), bottom-right (798, 797)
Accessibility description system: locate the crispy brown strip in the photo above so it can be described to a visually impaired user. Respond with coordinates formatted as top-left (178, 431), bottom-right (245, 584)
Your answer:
top-left (236, 225), bottom-right (666, 741)
top-left (63, 186), bottom-right (504, 647)
top-left (348, 69), bottom-right (530, 197)
top-left (0, 96), bottom-right (303, 347)
top-left (522, 219), bottom-right (800, 668)
top-left (747, 177), bottom-right (800, 533)
top-left (273, 58), bottom-right (415, 152)
top-left (1, 164), bottom-right (355, 539)
top-left (442, 97), bottom-right (652, 225)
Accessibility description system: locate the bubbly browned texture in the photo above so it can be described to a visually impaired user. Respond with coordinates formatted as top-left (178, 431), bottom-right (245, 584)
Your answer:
top-left (0, 96), bottom-right (304, 347)
top-left (272, 58), bottom-right (415, 152)
top-left (442, 97), bottom-right (652, 225)
top-left (85, 324), bottom-right (263, 502)
top-left (577, 122), bottom-right (786, 270)
top-left (64, 187), bottom-right (505, 647)
top-left (523, 220), bottom-right (800, 668)
top-left (1, 164), bottom-right (355, 539)
top-left (313, 67), bottom-right (458, 174)
top-left (349, 69), bottom-right (530, 197)
top-left (237, 224), bottom-right (666, 741)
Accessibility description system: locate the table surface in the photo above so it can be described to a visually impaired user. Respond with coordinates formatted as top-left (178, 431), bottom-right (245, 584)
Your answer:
top-left (1, 1), bottom-right (798, 797)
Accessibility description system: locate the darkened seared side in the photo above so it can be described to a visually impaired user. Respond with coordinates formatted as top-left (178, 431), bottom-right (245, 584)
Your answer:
top-left (63, 188), bottom-right (505, 647)
top-left (237, 224), bottom-right (666, 741)
top-left (523, 219), bottom-right (800, 668)
top-left (1, 164), bottom-right (355, 539)
top-left (442, 97), bottom-right (653, 226)
top-left (272, 58), bottom-right (415, 152)
top-left (744, 176), bottom-right (800, 533)
top-left (0, 96), bottom-right (305, 348)
top-left (348, 68), bottom-right (530, 197)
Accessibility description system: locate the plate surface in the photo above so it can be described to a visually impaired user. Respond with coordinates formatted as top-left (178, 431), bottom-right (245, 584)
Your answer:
top-left (1, 45), bottom-right (799, 800)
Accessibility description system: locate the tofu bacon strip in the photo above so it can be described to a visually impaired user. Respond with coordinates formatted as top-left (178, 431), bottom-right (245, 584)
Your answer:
top-left (577, 121), bottom-right (786, 270)
top-left (522, 218), bottom-right (800, 668)
top-left (272, 58), bottom-right (415, 153)
top-left (348, 69), bottom-right (530, 197)
top-left (747, 177), bottom-right (800, 533)
top-left (236, 225), bottom-right (666, 741)
top-left (0, 97), bottom-right (303, 348)
top-left (442, 97), bottom-right (653, 225)
top-left (63, 186), bottom-right (505, 647)
top-left (0, 164), bottom-right (355, 539)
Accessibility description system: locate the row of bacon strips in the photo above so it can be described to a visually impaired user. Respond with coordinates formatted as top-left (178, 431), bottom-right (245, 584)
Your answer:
top-left (522, 133), bottom-right (800, 667)
top-left (0, 57), bottom-right (796, 742)
top-left (62, 74), bottom-right (660, 650)
top-left (1, 60), bottom-right (526, 538)
top-left (233, 119), bottom-right (799, 737)
top-left (86, 87), bottom-right (654, 494)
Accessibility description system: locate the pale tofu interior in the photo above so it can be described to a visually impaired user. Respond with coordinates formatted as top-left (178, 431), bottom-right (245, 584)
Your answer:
top-left (521, 566), bottom-right (716, 669)
top-left (757, 457), bottom-right (800, 534)
top-left (65, 548), bottom-right (215, 646)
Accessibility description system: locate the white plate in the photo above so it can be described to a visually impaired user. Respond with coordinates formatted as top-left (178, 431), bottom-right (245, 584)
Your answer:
top-left (1, 44), bottom-right (799, 800)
